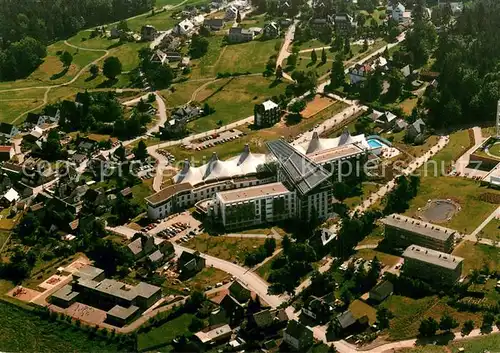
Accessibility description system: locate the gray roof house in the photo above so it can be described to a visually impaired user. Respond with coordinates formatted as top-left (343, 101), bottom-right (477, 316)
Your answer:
top-left (204, 18), bottom-right (225, 31)
top-left (228, 27), bottom-right (254, 43)
top-left (283, 320), bottom-right (314, 351)
top-left (263, 22), bottom-right (280, 38)
top-left (406, 118), bottom-right (426, 141)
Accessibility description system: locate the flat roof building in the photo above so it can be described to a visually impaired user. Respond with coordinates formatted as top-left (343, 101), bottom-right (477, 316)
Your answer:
top-left (402, 245), bottom-right (464, 286)
top-left (381, 214), bottom-right (458, 253)
top-left (50, 265), bottom-right (161, 326)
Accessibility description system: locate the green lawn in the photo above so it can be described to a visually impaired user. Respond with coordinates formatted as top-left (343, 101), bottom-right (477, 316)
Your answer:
top-left (186, 75), bottom-right (287, 132)
top-left (184, 233), bottom-right (270, 264)
top-left (137, 313), bottom-right (194, 351)
top-left (397, 334), bottom-right (500, 353)
top-left (239, 14), bottom-right (267, 29)
top-left (163, 267), bottom-right (231, 294)
top-left (355, 248), bottom-right (401, 267)
top-left (452, 241), bottom-right (499, 273)
top-left (381, 295), bottom-right (482, 341)
top-left (126, 10), bottom-right (178, 31)
top-left (478, 217), bottom-right (500, 242)
top-left (404, 177), bottom-right (500, 234)
top-left (190, 36), bottom-right (281, 79)
top-left (255, 251), bottom-right (282, 281)
top-left (349, 300), bottom-right (377, 324)
top-left (216, 38), bottom-right (282, 74)
top-left (0, 302), bottom-right (120, 352)
top-left (294, 39), bottom-right (330, 52)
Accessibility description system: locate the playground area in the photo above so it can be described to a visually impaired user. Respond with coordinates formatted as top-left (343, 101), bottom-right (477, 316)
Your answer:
top-left (418, 199), bottom-right (461, 223)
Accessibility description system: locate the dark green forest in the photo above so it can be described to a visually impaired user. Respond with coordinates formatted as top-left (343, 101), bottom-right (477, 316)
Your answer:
top-left (424, 0), bottom-right (500, 127)
top-left (0, 0), bottom-right (155, 81)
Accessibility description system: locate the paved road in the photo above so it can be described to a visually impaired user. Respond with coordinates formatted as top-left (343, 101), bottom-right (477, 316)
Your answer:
top-left (173, 243), bottom-right (287, 308)
top-left (350, 136), bottom-right (449, 216)
top-left (469, 205), bottom-right (500, 239)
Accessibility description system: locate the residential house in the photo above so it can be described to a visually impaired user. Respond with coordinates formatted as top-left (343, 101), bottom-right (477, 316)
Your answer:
top-left (225, 6), bottom-right (238, 20)
top-left (334, 13), bottom-right (357, 34)
top-left (402, 245), bottom-right (464, 286)
top-left (302, 295), bottom-right (334, 323)
top-left (127, 233), bottom-right (174, 266)
top-left (263, 22), bottom-right (280, 38)
top-left (194, 324), bottom-right (232, 345)
top-left (25, 113), bottom-right (46, 128)
top-left (369, 280), bottom-right (394, 302)
top-left (204, 18), bottom-right (225, 31)
top-left (310, 16), bottom-right (334, 30)
top-left (392, 3), bottom-right (405, 22)
top-left (173, 19), bottom-right (195, 36)
top-left (332, 310), bottom-right (369, 338)
top-left (178, 251), bottom-right (205, 278)
top-left (283, 320), bottom-right (314, 351)
top-left (0, 145), bottom-right (14, 161)
top-left (110, 27), bottom-right (122, 39)
top-left (254, 100), bottom-right (280, 127)
top-left (376, 111), bottom-right (398, 129)
top-left (406, 118), bottom-right (426, 142)
top-left (349, 64), bottom-right (371, 85)
top-left (71, 153), bottom-right (88, 167)
top-left (24, 126), bottom-right (43, 143)
top-left (77, 139), bottom-right (98, 154)
top-left (228, 280), bottom-right (251, 304)
top-left (172, 105), bottom-right (201, 122)
top-left (251, 308), bottom-right (288, 329)
top-left (163, 118), bottom-right (187, 137)
top-left (0, 123), bottom-right (19, 139)
top-left (393, 118), bottom-right (408, 132)
top-left (150, 50), bottom-right (171, 65)
top-left (158, 34), bottom-right (181, 51)
top-left (141, 25), bottom-right (158, 41)
top-left (218, 292), bottom-right (246, 324)
top-left (0, 187), bottom-right (20, 207)
top-left (150, 50), bottom-right (182, 66)
top-left (401, 64), bottom-right (411, 79)
top-left (228, 27), bottom-right (254, 43)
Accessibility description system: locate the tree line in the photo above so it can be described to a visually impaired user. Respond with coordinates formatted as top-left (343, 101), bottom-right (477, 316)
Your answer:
top-left (0, 0), bottom-right (154, 81)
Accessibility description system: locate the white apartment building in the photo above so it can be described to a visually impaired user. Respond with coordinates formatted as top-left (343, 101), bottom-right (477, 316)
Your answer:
top-left (211, 182), bottom-right (296, 229)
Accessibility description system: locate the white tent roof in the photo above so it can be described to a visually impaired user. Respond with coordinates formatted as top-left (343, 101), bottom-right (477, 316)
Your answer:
top-left (294, 130), bottom-right (371, 155)
top-left (174, 144), bottom-right (266, 185)
top-left (3, 188), bottom-right (19, 202)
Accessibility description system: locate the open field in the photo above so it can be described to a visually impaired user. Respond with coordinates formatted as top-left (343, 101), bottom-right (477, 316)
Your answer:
top-left (381, 295), bottom-right (482, 341)
top-left (302, 95), bottom-right (337, 118)
top-left (478, 217), bottom-right (500, 241)
top-left (137, 313), bottom-right (194, 351)
top-left (162, 267), bottom-right (231, 294)
top-left (186, 76), bottom-right (287, 132)
top-left (184, 233), bottom-right (271, 264)
top-left (216, 39), bottom-right (282, 74)
top-left (163, 99), bottom-right (348, 162)
top-left (404, 177), bottom-right (500, 234)
top-left (190, 36), bottom-right (281, 79)
top-left (396, 333), bottom-right (500, 353)
top-left (349, 300), bottom-right (377, 324)
top-left (160, 79), bottom-right (215, 106)
top-left (126, 10), bottom-right (178, 31)
top-left (0, 301), bottom-right (120, 352)
top-left (355, 248), bottom-right (401, 267)
top-left (452, 241), bottom-right (499, 273)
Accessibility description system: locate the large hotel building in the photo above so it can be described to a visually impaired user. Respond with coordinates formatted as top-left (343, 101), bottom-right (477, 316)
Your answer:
top-left (146, 131), bottom-right (378, 230)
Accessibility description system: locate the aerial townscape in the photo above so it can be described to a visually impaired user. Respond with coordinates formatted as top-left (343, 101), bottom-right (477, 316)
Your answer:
top-left (0, 0), bottom-right (500, 352)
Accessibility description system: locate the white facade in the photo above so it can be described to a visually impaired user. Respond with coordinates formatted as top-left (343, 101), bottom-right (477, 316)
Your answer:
top-left (173, 19), bottom-right (195, 36)
top-left (212, 182), bottom-right (296, 229)
top-left (392, 3), bottom-right (405, 22)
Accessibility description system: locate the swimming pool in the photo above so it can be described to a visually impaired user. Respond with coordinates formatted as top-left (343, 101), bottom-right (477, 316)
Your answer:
top-left (367, 138), bottom-right (383, 149)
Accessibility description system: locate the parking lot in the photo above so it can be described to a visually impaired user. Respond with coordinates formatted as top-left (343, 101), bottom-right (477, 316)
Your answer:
top-left (182, 129), bottom-right (244, 151)
top-left (146, 212), bottom-right (203, 242)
